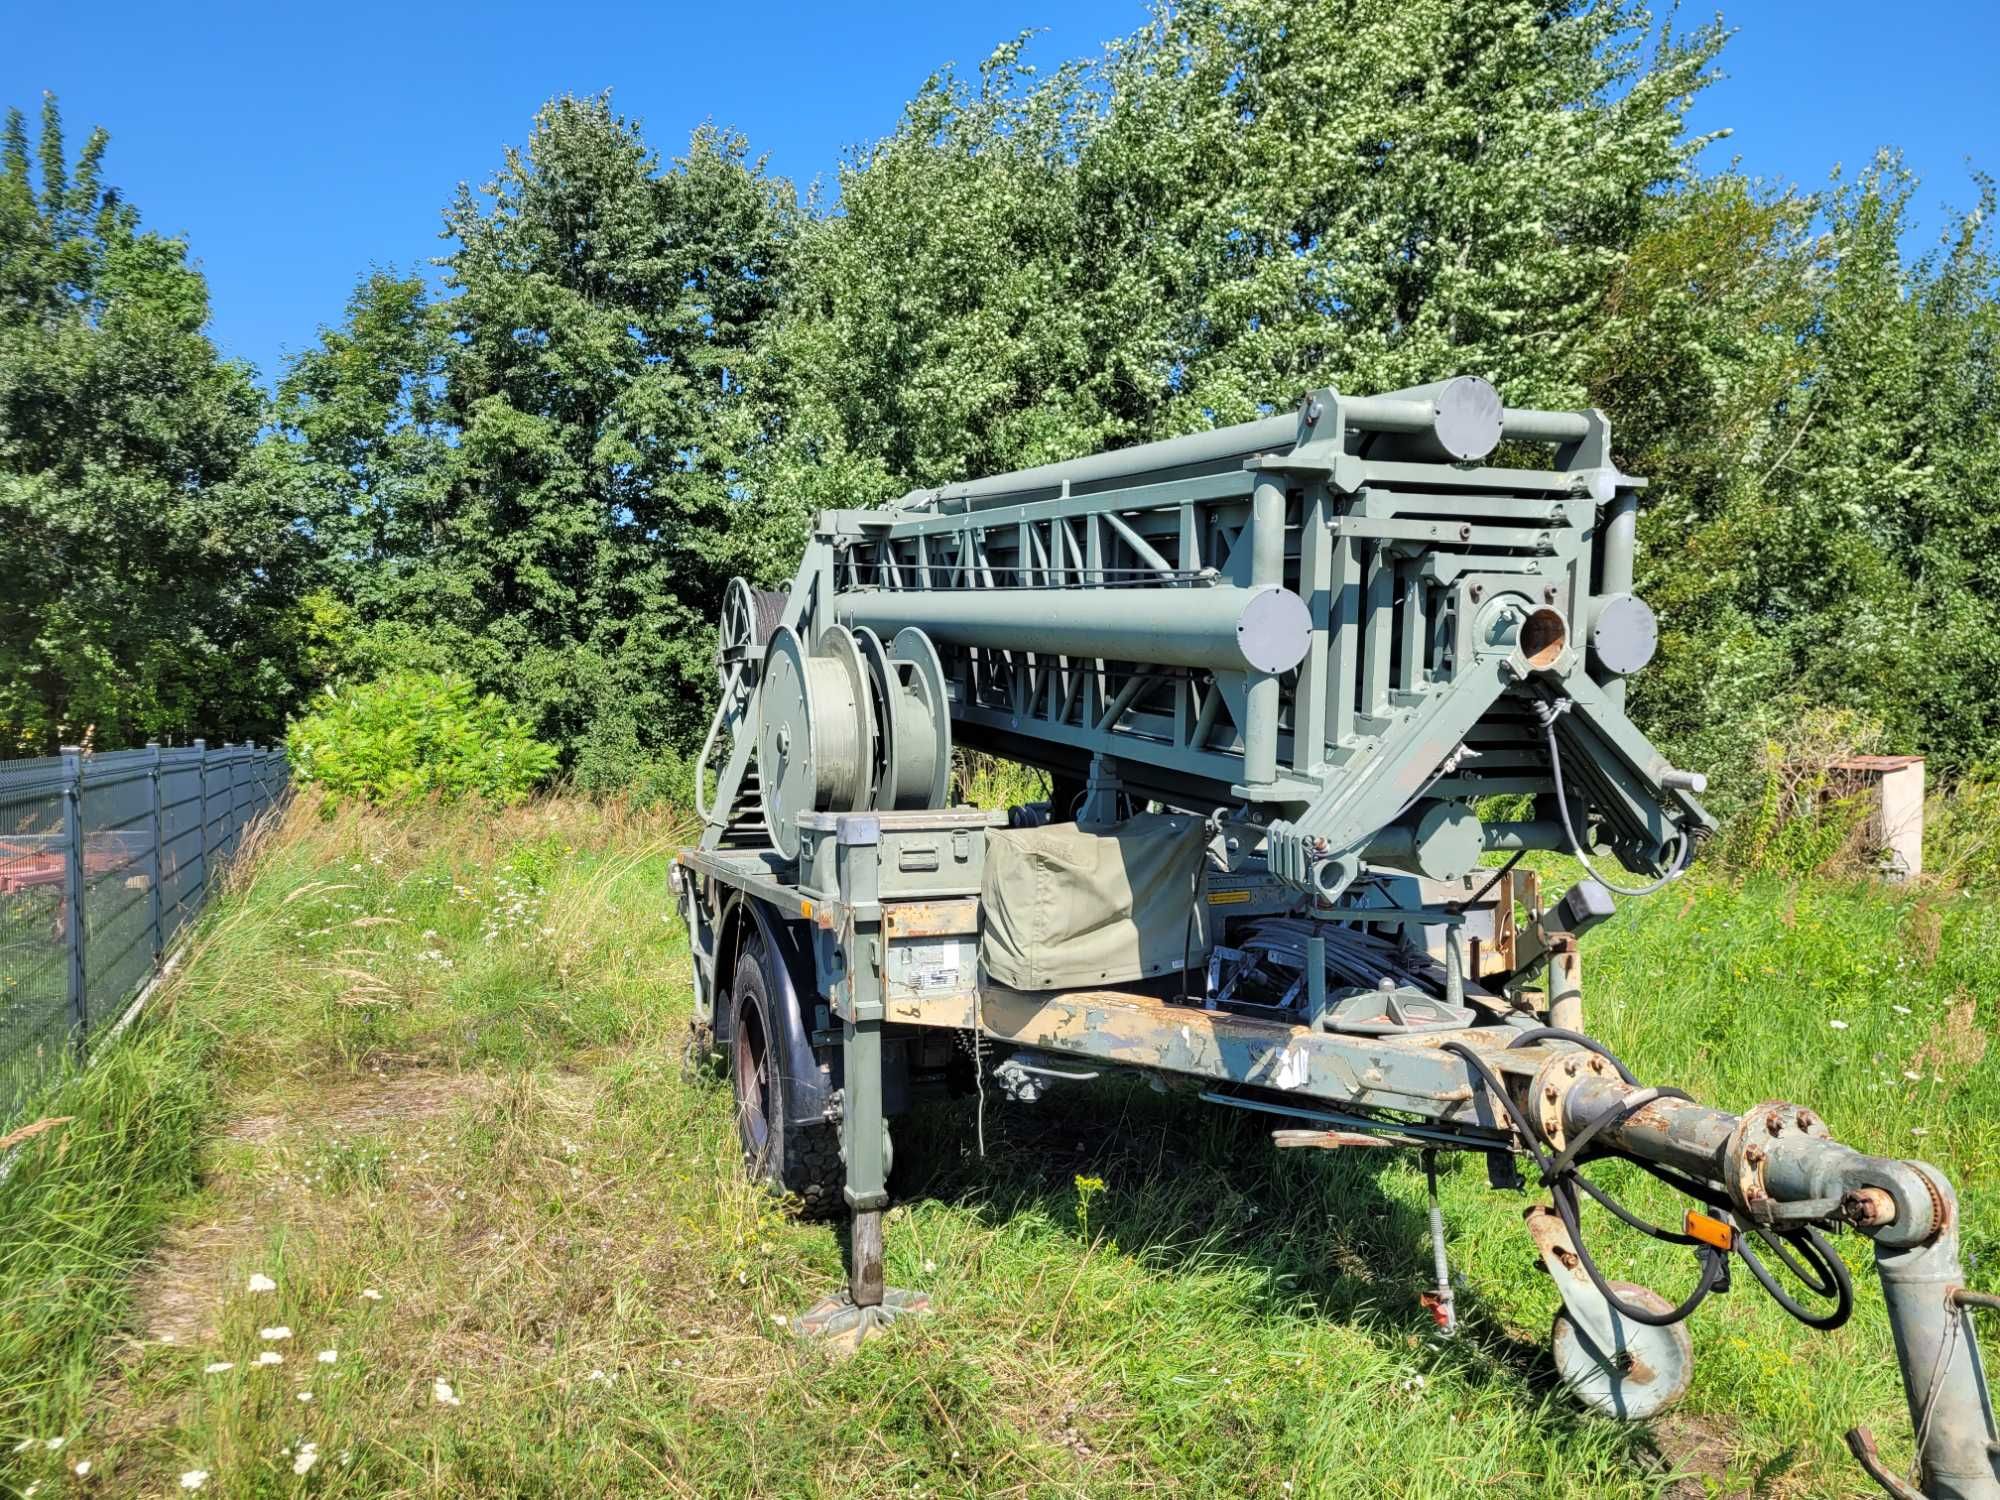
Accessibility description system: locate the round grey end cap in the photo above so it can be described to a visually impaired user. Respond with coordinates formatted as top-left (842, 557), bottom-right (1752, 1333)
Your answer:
top-left (1433, 376), bottom-right (1504, 462)
top-left (1412, 801), bottom-right (1484, 881)
top-left (1590, 592), bottom-right (1658, 677)
top-left (1235, 586), bottom-right (1312, 674)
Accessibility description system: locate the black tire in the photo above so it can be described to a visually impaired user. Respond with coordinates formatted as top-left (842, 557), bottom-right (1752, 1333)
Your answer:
top-left (730, 934), bottom-right (843, 1218)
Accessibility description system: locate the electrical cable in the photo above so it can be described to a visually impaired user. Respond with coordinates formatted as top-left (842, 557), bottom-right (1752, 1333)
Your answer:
top-left (1467, 850), bottom-right (1525, 909)
top-left (1735, 1221), bottom-right (1854, 1330)
top-left (1441, 1033), bottom-right (1853, 1335)
top-left (1441, 1039), bottom-right (1727, 1327)
top-left (1532, 695), bottom-right (1691, 897)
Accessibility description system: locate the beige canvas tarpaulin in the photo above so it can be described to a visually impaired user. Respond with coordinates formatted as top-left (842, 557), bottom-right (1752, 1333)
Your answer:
top-left (979, 813), bottom-right (1210, 991)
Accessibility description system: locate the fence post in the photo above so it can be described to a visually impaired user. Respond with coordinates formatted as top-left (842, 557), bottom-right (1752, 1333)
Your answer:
top-left (60, 744), bottom-right (88, 1048)
top-left (146, 739), bottom-right (165, 966)
top-left (194, 737), bottom-right (208, 900)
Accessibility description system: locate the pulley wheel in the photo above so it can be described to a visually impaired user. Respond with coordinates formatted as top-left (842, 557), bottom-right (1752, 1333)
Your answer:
top-left (718, 577), bottom-right (788, 691)
top-left (1551, 1280), bottom-right (1693, 1420)
top-left (854, 626), bottom-right (952, 811)
top-left (756, 624), bottom-right (874, 860)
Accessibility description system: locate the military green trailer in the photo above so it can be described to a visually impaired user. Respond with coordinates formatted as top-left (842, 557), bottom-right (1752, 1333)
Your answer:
top-left (671, 378), bottom-right (1997, 1500)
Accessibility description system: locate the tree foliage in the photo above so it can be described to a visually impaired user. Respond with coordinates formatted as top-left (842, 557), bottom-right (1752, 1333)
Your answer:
top-left (0, 96), bottom-right (317, 751)
top-left (276, 97), bottom-right (794, 785)
top-left (6, 5), bottom-right (1999, 799)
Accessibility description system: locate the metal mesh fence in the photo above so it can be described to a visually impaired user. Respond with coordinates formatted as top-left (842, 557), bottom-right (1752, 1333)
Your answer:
top-left (0, 741), bottom-right (289, 1118)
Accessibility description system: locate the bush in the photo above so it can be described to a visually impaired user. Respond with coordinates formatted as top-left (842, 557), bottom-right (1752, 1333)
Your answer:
top-left (568, 709), bottom-right (698, 807)
top-left (1715, 708), bottom-right (1887, 877)
top-left (1928, 772), bottom-right (2000, 888)
top-left (286, 671), bottom-right (557, 808)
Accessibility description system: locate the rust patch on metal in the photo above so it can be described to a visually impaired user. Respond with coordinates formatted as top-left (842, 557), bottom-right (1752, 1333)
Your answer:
top-left (1628, 1102), bottom-right (1675, 1134)
top-left (883, 897), bottom-right (979, 940)
top-left (1272, 1129), bottom-right (1392, 1150)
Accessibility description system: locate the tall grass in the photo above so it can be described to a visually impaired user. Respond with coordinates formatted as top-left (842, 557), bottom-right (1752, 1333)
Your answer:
top-left (0, 795), bottom-right (1993, 1497)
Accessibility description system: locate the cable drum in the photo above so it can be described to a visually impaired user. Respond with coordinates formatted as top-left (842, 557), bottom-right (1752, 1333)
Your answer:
top-left (855, 627), bottom-right (952, 812)
top-left (756, 624), bottom-right (875, 860)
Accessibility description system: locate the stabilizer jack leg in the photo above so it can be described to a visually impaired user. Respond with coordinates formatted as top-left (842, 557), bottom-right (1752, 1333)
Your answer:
top-left (796, 960), bottom-right (931, 1355)
top-left (1422, 1150), bottom-right (1457, 1337)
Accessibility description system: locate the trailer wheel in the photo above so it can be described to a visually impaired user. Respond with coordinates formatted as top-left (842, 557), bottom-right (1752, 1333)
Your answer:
top-left (730, 935), bottom-right (843, 1217)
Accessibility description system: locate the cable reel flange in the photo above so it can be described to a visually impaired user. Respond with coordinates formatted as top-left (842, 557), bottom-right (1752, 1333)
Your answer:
top-left (892, 627), bottom-right (951, 810)
top-left (718, 576), bottom-right (787, 694)
top-left (756, 623), bottom-right (876, 860)
top-left (853, 626), bottom-right (951, 811)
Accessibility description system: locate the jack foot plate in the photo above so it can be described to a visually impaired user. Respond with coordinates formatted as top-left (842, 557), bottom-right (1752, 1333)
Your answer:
top-left (795, 1288), bottom-right (932, 1358)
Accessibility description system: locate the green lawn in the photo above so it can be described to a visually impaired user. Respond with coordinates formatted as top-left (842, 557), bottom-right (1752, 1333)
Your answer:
top-left (1, 799), bottom-right (1993, 1497)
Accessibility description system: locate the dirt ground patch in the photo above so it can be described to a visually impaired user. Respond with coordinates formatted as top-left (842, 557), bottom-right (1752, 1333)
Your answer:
top-left (1655, 1412), bottom-right (1745, 1498)
top-left (127, 1069), bottom-right (501, 1345)
top-left (224, 1070), bottom-right (497, 1146)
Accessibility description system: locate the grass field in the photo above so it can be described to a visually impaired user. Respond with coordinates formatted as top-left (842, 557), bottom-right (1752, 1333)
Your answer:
top-left (1, 797), bottom-right (1995, 1497)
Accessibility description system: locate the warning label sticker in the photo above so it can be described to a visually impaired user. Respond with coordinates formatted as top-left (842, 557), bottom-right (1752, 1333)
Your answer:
top-left (892, 939), bottom-right (966, 993)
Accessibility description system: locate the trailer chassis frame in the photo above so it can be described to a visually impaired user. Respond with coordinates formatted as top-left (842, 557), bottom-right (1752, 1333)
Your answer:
top-left (675, 819), bottom-right (1999, 1500)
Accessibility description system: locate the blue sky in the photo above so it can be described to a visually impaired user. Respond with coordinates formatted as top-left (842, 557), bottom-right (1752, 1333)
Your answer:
top-left (4, 0), bottom-right (1993, 387)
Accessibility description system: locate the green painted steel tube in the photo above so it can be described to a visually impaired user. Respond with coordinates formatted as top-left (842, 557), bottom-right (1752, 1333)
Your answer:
top-left (905, 414), bottom-right (1298, 510)
top-left (1594, 489), bottom-right (1639, 708)
top-left (1244, 477), bottom-right (1287, 785)
top-left (903, 393), bottom-right (1593, 513)
top-left (1500, 407), bottom-right (1593, 444)
top-left (835, 584), bottom-right (1312, 675)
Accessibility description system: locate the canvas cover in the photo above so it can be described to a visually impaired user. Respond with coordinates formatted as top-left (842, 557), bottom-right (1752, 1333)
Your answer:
top-left (980, 813), bottom-right (1210, 991)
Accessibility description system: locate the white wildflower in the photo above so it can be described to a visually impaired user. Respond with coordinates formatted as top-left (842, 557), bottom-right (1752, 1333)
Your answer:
top-left (1904, 1070), bottom-right (1923, 1081)
top-left (257, 1351), bottom-right (284, 1367)
top-left (247, 1272), bottom-right (277, 1292)
top-left (11, 1438), bottom-right (31, 1452)
top-left (204, 1361), bottom-right (235, 1374)
top-left (433, 1378), bottom-right (462, 1407)
top-left (296, 1391), bottom-right (313, 1403)
top-left (260, 1326), bottom-right (292, 1341)
top-left (1912, 1126), bottom-right (1931, 1136)
top-left (74, 1461), bottom-right (92, 1477)
top-left (1829, 1019), bottom-right (1849, 1030)
top-left (317, 1349), bottom-right (338, 1364)
top-left (1894, 1004), bottom-right (1913, 1015)
top-left (46, 1437), bottom-right (65, 1451)
top-left (360, 1288), bottom-right (383, 1301)
top-left (180, 1472), bottom-right (210, 1492)
top-left (923, 1259), bottom-right (937, 1273)
top-left (587, 1368), bottom-right (608, 1382)
top-left (293, 1443), bottom-right (319, 1476)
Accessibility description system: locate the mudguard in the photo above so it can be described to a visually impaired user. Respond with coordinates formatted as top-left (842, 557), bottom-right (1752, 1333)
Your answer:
top-left (717, 892), bottom-right (835, 1128)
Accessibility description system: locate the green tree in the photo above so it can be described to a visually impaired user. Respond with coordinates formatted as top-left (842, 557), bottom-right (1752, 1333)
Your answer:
top-left (1633, 161), bottom-right (2000, 786)
top-left (762, 0), bottom-right (1724, 511)
top-left (0, 95), bottom-right (312, 751)
top-left (283, 97), bottom-right (795, 777)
